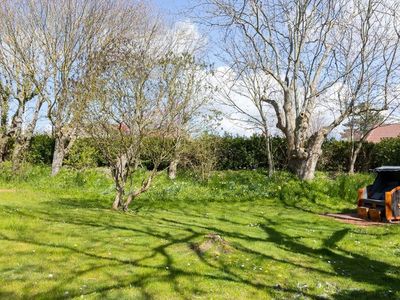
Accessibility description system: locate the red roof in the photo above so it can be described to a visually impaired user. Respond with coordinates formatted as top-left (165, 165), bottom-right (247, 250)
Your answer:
top-left (366, 124), bottom-right (400, 143)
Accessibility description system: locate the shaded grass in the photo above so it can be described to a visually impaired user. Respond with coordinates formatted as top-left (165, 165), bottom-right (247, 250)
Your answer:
top-left (0, 165), bottom-right (399, 299)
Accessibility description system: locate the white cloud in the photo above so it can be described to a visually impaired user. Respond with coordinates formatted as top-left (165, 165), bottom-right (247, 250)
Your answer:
top-left (171, 21), bottom-right (207, 54)
top-left (208, 66), bottom-right (280, 136)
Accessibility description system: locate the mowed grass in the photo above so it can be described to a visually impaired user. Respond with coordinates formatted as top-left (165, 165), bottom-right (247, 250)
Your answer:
top-left (0, 166), bottom-right (400, 299)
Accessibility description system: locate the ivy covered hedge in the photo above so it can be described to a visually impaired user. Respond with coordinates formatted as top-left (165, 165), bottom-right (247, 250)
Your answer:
top-left (22, 134), bottom-right (400, 172)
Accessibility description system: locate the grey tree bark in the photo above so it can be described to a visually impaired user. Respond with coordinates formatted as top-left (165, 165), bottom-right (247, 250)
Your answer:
top-left (11, 138), bottom-right (27, 172)
top-left (51, 137), bottom-right (65, 176)
top-left (112, 188), bottom-right (124, 210)
top-left (349, 142), bottom-right (363, 175)
top-left (50, 132), bottom-right (77, 176)
top-left (11, 97), bottom-right (43, 171)
top-left (264, 134), bottom-right (274, 177)
top-left (168, 158), bottom-right (179, 180)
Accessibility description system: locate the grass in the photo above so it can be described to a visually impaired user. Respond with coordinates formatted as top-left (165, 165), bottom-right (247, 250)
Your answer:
top-left (0, 165), bottom-right (399, 299)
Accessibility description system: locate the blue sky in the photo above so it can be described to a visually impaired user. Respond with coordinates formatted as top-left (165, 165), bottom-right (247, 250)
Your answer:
top-left (153, 0), bottom-right (191, 20)
top-left (152, 0), bottom-right (259, 136)
top-left (153, 0), bottom-right (187, 11)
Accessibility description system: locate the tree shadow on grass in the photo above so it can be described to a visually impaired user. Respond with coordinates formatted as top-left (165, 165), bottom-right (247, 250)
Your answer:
top-left (331, 288), bottom-right (396, 300)
top-left (0, 203), bottom-right (331, 299)
top-left (1, 198), bottom-right (399, 299)
top-left (0, 291), bottom-right (18, 299)
top-left (258, 219), bottom-right (400, 297)
top-left (0, 231), bottom-right (327, 300)
top-left (158, 215), bottom-right (400, 298)
top-left (45, 195), bottom-right (111, 210)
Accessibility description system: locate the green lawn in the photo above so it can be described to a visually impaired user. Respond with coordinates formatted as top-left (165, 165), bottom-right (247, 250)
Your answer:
top-left (0, 167), bottom-right (399, 299)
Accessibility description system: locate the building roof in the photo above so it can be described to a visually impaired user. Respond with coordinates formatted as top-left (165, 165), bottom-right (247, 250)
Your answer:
top-left (366, 124), bottom-right (400, 143)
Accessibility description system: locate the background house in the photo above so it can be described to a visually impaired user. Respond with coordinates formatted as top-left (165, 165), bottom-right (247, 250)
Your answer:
top-left (366, 124), bottom-right (400, 143)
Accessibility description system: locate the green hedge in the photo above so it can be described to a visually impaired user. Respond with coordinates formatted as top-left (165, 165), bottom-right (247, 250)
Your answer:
top-left (372, 138), bottom-right (400, 166)
top-left (21, 134), bottom-right (400, 172)
top-left (318, 139), bottom-right (375, 172)
top-left (27, 135), bottom-right (55, 165)
top-left (214, 135), bottom-right (287, 170)
top-left (215, 135), bottom-right (378, 172)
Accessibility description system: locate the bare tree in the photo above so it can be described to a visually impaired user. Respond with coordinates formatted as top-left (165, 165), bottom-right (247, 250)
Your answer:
top-left (200, 0), bottom-right (400, 180)
top-left (343, 101), bottom-right (399, 174)
top-left (83, 18), bottom-right (194, 210)
top-left (162, 54), bottom-right (213, 179)
top-left (19, 0), bottom-right (138, 176)
top-left (151, 22), bottom-right (213, 180)
top-left (0, 1), bottom-right (48, 169)
top-left (215, 66), bottom-right (275, 176)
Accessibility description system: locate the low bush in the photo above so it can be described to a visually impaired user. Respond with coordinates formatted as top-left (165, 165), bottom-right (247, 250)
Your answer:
top-left (27, 135), bottom-right (55, 165)
top-left (64, 138), bottom-right (104, 169)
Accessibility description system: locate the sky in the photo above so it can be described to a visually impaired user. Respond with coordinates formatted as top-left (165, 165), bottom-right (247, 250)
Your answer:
top-left (34, 0), bottom-right (354, 138)
top-left (149, 1), bottom-right (370, 139)
top-left (152, 0), bottom-right (263, 137)
top-left (153, 0), bottom-right (188, 13)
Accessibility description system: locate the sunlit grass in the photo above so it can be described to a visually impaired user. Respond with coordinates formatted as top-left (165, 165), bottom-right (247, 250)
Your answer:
top-left (0, 165), bottom-right (399, 299)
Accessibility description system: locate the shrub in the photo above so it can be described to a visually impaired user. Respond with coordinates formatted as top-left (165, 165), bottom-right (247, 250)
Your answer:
top-left (372, 138), bottom-right (400, 167)
top-left (180, 134), bottom-right (220, 180)
top-left (64, 138), bottom-right (104, 169)
top-left (27, 134), bottom-right (55, 165)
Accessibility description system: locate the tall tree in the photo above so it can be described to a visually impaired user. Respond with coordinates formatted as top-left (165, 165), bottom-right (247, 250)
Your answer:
top-left (22, 0), bottom-right (137, 176)
top-left (200, 0), bottom-right (400, 180)
top-left (343, 101), bottom-right (398, 174)
top-left (83, 18), bottom-right (195, 210)
top-left (216, 66), bottom-right (275, 176)
top-left (155, 22), bottom-right (213, 180)
top-left (163, 53), bottom-right (213, 179)
top-left (0, 1), bottom-right (48, 169)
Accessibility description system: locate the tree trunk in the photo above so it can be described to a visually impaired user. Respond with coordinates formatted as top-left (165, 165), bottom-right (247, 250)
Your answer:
top-left (123, 194), bottom-right (133, 211)
top-left (168, 139), bottom-right (182, 180)
top-left (288, 132), bottom-right (325, 181)
top-left (112, 189), bottom-right (124, 210)
top-left (123, 168), bottom-right (157, 211)
top-left (51, 137), bottom-right (65, 176)
top-left (11, 139), bottom-right (27, 172)
top-left (12, 98), bottom-right (43, 171)
top-left (264, 133), bottom-right (274, 177)
top-left (51, 129), bottom-right (77, 176)
top-left (287, 149), bottom-right (307, 176)
top-left (0, 136), bottom-right (9, 162)
top-left (349, 142), bottom-right (363, 174)
top-left (168, 159), bottom-right (178, 180)
top-left (297, 153), bottom-right (321, 181)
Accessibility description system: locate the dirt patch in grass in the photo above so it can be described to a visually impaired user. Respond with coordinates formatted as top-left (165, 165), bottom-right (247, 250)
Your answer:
top-left (0, 189), bottom-right (16, 193)
top-left (322, 213), bottom-right (387, 226)
top-left (190, 233), bottom-right (234, 255)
